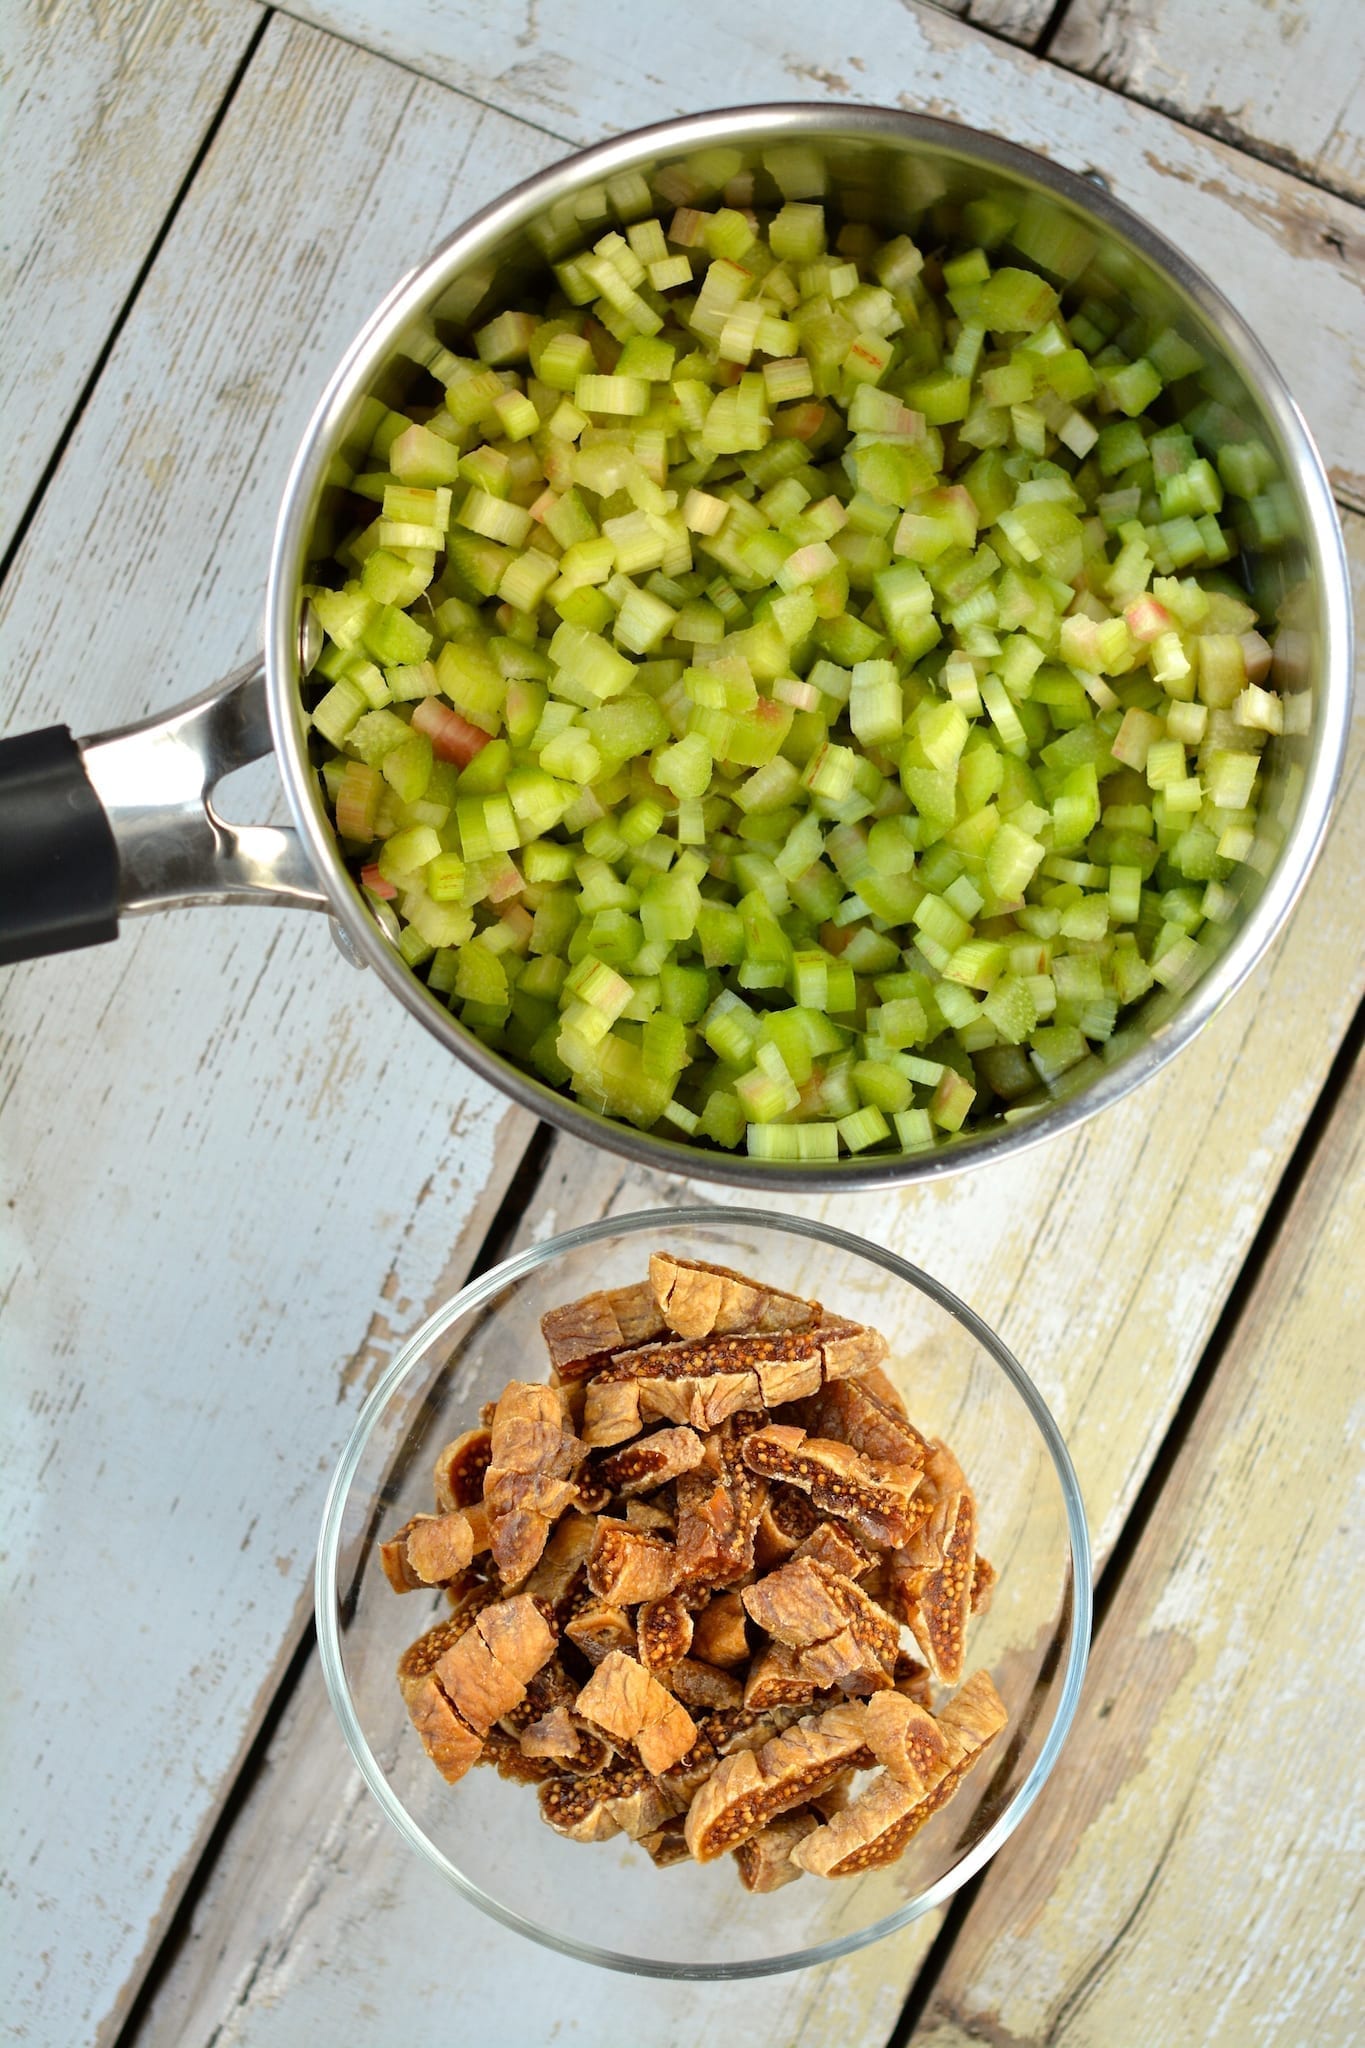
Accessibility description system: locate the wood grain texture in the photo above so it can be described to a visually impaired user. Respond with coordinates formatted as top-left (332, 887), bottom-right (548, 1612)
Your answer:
top-left (0, 18), bottom-right (583, 2045)
top-left (279, 0), bottom-right (1365, 507)
top-left (0, 0), bottom-right (264, 563)
top-left (912, 1051), bottom-right (1365, 2046)
top-left (1053, 0), bottom-right (1365, 205)
top-left (134, 509), bottom-right (1365, 2048)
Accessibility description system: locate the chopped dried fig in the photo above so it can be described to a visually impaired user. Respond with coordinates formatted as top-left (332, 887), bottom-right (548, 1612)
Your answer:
top-left (564, 1593), bottom-right (636, 1667)
top-left (590, 1318), bottom-right (884, 1442)
top-left (522, 1509), bottom-right (597, 1617)
top-left (403, 1675), bottom-right (483, 1784)
top-left (538, 1763), bottom-right (626, 1843)
top-left (689, 1588), bottom-right (751, 1669)
top-left (480, 1724), bottom-right (558, 1784)
top-left (863, 1690), bottom-right (968, 1792)
top-left (582, 1378), bottom-right (644, 1449)
top-left (432, 1427), bottom-right (492, 1513)
top-left (795, 1670), bottom-right (1007, 1875)
top-left (743, 1641), bottom-right (821, 1713)
top-left (639, 1816), bottom-right (692, 1867)
top-left (796, 1377), bottom-right (928, 1470)
top-left (395, 1596), bottom-right (495, 1701)
top-left (674, 1466), bottom-right (764, 1598)
top-left (683, 1702), bottom-right (874, 1861)
top-left (669, 1657), bottom-right (744, 1711)
top-left (434, 1592), bottom-right (555, 1736)
top-left (733, 1807), bottom-right (819, 1892)
top-left (606, 1280), bottom-right (669, 1350)
top-left (484, 1380), bottom-right (585, 1587)
top-left (742, 1557), bottom-right (898, 1696)
top-left (971, 1554), bottom-right (996, 1615)
top-left (649, 1251), bottom-right (818, 1342)
top-left (625, 1496), bottom-right (676, 1533)
top-left (638, 1593), bottom-right (694, 1676)
top-left (742, 1424), bottom-right (927, 1550)
top-left (754, 1484), bottom-right (822, 1571)
top-left (858, 1362), bottom-right (910, 1418)
top-left (586, 1517), bottom-right (678, 1604)
top-left (520, 1702), bottom-right (581, 1761)
top-left (892, 1651), bottom-right (933, 1709)
top-left (540, 1291), bottom-right (631, 1379)
top-left (593, 1425), bottom-right (706, 1497)
top-left (811, 1768), bottom-right (858, 1820)
top-left (895, 1488), bottom-right (977, 1684)
top-left (789, 1768), bottom-right (925, 1877)
top-left (604, 1767), bottom-right (687, 1841)
top-left (380, 1510), bottom-right (477, 1592)
top-left (576, 1649), bottom-right (699, 1775)
top-left (792, 1520), bottom-right (876, 1580)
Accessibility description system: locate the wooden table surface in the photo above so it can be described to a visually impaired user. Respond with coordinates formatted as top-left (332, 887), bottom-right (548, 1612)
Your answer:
top-left (2, 3), bottom-right (1361, 2042)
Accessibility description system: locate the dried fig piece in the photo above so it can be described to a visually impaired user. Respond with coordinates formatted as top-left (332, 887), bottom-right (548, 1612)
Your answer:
top-left (733, 1807), bottom-right (819, 1892)
top-left (480, 1724), bottom-right (558, 1784)
top-left (858, 1362), bottom-right (910, 1418)
top-left (743, 1641), bottom-right (820, 1713)
top-left (625, 1496), bottom-right (676, 1533)
top-left (582, 1378), bottom-right (644, 1449)
top-left (538, 1763), bottom-right (627, 1843)
top-left (796, 1377), bottom-right (928, 1470)
top-left (605, 1768), bottom-right (688, 1841)
top-left (639, 1816), bottom-right (691, 1867)
top-left (792, 1520), bottom-right (875, 1581)
top-left (591, 1319), bottom-right (884, 1441)
top-left (863, 1690), bottom-right (968, 1791)
top-left (380, 1511), bottom-right (477, 1592)
top-left (606, 1280), bottom-right (669, 1350)
top-left (576, 1649), bottom-right (699, 1775)
top-left (893, 1651), bottom-right (933, 1709)
top-left (564, 1594), bottom-right (636, 1667)
top-left (520, 1702), bottom-right (581, 1761)
top-left (893, 1488), bottom-right (977, 1684)
top-left (522, 1509), bottom-right (597, 1617)
top-left (683, 1702), bottom-right (874, 1861)
top-left (540, 1291), bottom-right (630, 1379)
top-left (754, 1484), bottom-right (822, 1571)
top-left (812, 1769), bottom-right (858, 1819)
top-left (573, 1466), bottom-right (614, 1515)
top-left (669, 1658), bottom-right (744, 1711)
top-left (789, 1768), bottom-right (926, 1877)
top-left (484, 1380), bottom-right (585, 1587)
top-left (593, 1426), bottom-right (706, 1498)
top-left (971, 1554), bottom-right (996, 1615)
top-left (638, 1594), bottom-right (694, 1676)
top-left (675, 1467), bottom-right (763, 1598)
top-left (403, 1675), bottom-right (483, 1784)
top-left (742, 1424), bottom-right (927, 1550)
top-left (435, 1592), bottom-right (556, 1736)
top-left (586, 1517), bottom-right (679, 1604)
top-left (689, 1589), bottom-right (750, 1669)
top-left (795, 1671), bottom-right (1007, 1876)
top-left (433, 1427), bottom-right (492, 1513)
top-left (742, 1558), bottom-right (898, 1695)
top-left (395, 1595), bottom-right (496, 1701)
top-left (649, 1251), bottom-right (819, 1341)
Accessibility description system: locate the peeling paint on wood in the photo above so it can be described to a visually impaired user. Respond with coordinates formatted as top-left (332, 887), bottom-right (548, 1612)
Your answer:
top-left (0, 0), bottom-right (264, 561)
top-left (1053, 0), bottom-right (1365, 205)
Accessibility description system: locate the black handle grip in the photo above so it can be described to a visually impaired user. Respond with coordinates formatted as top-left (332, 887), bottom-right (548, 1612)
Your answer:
top-left (0, 726), bottom-right (120, 966)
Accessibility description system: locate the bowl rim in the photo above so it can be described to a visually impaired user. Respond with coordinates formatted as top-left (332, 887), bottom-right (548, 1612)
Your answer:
top-left (316, 1204), bottom-right (1094, 1977)
top-left (269, 100), bottom-right (1353, 1195)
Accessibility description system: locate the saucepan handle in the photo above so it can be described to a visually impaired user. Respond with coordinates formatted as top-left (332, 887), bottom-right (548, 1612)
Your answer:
top-left (0, 637), bottom-right (329, 968)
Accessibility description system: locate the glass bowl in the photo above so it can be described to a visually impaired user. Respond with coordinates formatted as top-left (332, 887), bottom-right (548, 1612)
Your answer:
top-left (316, 1207), bottom-right (1091, 1976)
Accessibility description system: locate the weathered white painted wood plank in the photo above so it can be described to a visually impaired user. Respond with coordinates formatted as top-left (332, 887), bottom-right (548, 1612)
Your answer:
top-left (922, 0), bottom-right (1061, 53)
top-left (912, 1047), bottom-right (1365, 2046)
top-left (134, 512), bottom-right (1365, 2048)
top-left (1053, 0), bottom-right (1365, 205)
top-left (0, 0), bottom-right (264, 563)
top-left (280, 0), bottom-right (1365, 506)
top-left (0, 18), bottom-right (583, 2045)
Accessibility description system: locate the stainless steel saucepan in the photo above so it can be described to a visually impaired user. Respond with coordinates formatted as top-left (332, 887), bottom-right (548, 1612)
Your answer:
top-left (0, 106), bottom-right (1350, 1188)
